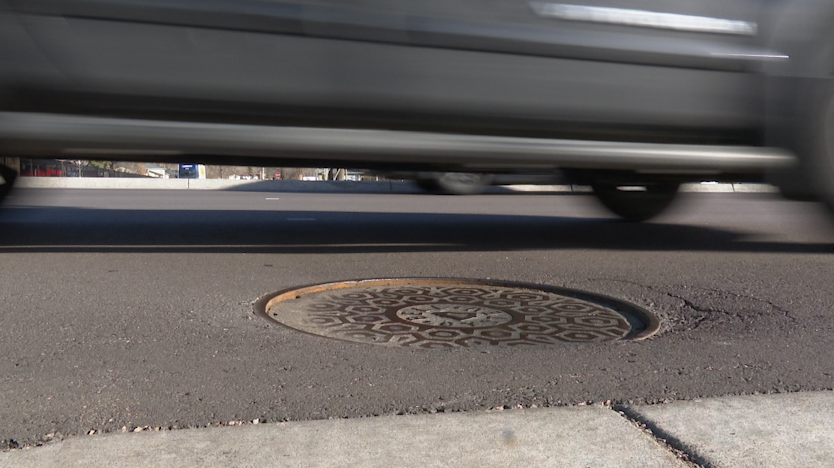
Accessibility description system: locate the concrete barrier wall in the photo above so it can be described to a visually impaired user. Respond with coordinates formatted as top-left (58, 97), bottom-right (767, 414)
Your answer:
top-left (15, 178), bottom-right (426, 193)
top-left (16, 178), bottom-right (402, 192)
top-left (17, 177), bottom-right (189, 190)
top-left (15, 177), bottom-right (779, 193)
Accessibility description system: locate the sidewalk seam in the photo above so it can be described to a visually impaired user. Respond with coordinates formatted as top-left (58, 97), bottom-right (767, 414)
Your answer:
top-left (610, 405), bottom-right (712, 468)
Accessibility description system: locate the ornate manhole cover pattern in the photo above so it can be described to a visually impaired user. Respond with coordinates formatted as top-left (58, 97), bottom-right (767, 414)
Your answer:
top-left (255, 279), bottom-right (659, 348)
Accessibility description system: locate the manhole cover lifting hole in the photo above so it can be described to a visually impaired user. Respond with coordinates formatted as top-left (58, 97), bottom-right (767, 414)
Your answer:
top-left (254, 279), bottom-right (659, 348)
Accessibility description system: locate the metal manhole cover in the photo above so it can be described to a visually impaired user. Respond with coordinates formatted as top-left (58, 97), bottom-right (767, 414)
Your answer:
top-left (254, 279), bottom-right (659, 348)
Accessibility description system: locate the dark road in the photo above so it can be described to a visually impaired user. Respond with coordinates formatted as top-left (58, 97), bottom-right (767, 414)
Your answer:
top-left (1, 188), bottom-right (833, 448)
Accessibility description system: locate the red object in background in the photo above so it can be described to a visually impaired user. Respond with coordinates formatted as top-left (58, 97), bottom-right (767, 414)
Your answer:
top-left (274, 172), bottom-right (281, 180)
top-left (21, 164), bottom-right (63, 177)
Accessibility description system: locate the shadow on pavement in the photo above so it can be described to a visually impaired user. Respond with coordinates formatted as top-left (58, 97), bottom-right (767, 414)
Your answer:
top-left (0, 206), bottom-right (832, 254)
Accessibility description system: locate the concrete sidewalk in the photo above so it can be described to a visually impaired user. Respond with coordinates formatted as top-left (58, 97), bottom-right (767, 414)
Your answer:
top-left (15, 177), bottom-right (779, 194)
top-left (1, 391), bottom-right (830, 468)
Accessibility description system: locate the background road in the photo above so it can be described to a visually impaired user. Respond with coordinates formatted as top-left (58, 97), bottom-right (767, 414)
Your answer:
top-left (1, 188), bottom-right (833, 448)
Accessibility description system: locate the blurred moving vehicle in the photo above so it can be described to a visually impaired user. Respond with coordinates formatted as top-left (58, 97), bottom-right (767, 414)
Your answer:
top-left (0, 0), bottom-right (832, 220)
top-left (178, 163), bottom-right (207, 179)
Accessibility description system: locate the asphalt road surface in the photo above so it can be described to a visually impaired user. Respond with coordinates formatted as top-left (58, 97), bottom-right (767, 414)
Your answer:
top-left (1, 188), bottom-right (833, 448)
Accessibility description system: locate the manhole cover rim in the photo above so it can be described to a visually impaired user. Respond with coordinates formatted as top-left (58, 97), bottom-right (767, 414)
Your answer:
top-left (253, 277), bottom-right (660, 344)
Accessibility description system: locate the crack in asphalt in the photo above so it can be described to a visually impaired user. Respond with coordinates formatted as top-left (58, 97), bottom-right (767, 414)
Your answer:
top-left (675, 284), bottom-right (799, 323)
top-left (588, 277), bottom-right (799, 329)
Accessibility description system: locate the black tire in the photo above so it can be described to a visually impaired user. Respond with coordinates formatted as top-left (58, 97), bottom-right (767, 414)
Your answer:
top-left (591, 181), bottom-right (680, 222)
top-left (416, 172), bottom-right (494, 195)
top-left (415, 177), bottom-right (442, 193)
top-left (0, 163), bottom-right (17, 205)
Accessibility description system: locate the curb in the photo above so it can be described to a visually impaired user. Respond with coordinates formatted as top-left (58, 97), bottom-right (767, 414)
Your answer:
top-left (3, 391), bottom-right (832, 468)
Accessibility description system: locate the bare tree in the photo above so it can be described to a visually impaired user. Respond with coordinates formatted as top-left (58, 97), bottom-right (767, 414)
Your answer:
top-left (113, 162), bottom-right (147, 175)
top-left (280, 167), bottom-right (317, 180)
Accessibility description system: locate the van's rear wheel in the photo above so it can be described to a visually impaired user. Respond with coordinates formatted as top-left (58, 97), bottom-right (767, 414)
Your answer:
top-left (417, 172), bottom-right (494, 195)
top-left (591, 181), bottom-right (680, 222)
top-left (0, 163), bottom-right (17, 205)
